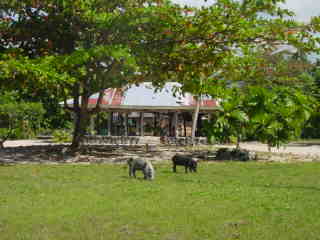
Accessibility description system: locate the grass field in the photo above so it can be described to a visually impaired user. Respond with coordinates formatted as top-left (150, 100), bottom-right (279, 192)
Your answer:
top-left (1, 161), bottom-right (320, 240)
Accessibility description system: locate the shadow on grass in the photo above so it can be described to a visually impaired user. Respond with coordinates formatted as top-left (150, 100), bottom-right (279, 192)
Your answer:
top-left (159, 169), bottom-right (199, 175)
top-left (120, 175), bottom-right (130, 179)
top-left (120, 175), bottom-right (153, 181)
top-left (0, 163), bottom-right (15, 167)
top-left (256, 184), bottom-right (320, 192)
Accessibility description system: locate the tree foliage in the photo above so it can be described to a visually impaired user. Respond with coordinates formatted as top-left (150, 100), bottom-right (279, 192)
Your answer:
top-left (0, 0), bottom-right (319, 149)
top-left (131, 0), bottom-right (320, 141)
top-left (0, 0), bottom-right (179, 149)
top-left (204, 89), bottom-right (248, 148)
top-left (205, 86), bottom-right (316, 150)
top-left (246, 87), bottom-right (315, 149)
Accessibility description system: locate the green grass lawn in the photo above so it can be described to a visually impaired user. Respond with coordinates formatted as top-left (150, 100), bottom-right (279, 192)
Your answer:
top-left (1, 161), bottom-right (320, 240)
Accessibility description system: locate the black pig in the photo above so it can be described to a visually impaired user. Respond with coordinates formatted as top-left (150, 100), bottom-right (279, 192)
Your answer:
top-left (172, 154), bottom-right (197, 173)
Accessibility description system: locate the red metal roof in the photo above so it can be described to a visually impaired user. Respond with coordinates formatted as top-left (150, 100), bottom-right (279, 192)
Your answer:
top-left (67, 83), bottom-right (218, 110)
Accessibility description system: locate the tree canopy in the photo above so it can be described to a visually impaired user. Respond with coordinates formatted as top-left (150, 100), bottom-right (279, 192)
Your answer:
top-left (0, 0), bottom-right (180, 148)
top-left (0, 0), bottom-right (319, 149)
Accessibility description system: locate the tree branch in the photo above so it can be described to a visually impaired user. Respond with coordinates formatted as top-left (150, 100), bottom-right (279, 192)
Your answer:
top-left (90, 59), bottom-right (117, 114)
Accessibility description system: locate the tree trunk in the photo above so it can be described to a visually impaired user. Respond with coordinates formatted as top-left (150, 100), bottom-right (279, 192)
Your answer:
top-left (70, 90), bottom-right (91, 151)
top-left (236, 135), bottom-right (241, 149)
top-left (70, 109), bottom-right (90, 150)
top-left (191, 95), bottom-right (201, 144)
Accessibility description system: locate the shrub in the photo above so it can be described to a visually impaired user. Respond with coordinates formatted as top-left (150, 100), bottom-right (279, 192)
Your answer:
top-left (0, 91), bottom-right (45, 143)
top-left (52, 129), bottom-right (72, 143)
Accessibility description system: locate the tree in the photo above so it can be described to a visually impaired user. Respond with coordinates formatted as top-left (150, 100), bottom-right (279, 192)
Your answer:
top-left (204, 88), bottom-right (249, 149)
top-left (204, 86), bottom-right (315, 150)
top-left (245, 86), bottom-right (315, 150)
top-left (208, 38), bottom-right (319, 147)
top-left (300, 60), bottom-right (320, 138)
top-left (0, 0), bottom-right (187, 150)
top-left (129, 0), bottom-right (320, 142)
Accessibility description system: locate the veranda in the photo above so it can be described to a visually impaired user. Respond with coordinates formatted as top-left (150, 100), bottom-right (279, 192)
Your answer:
top-left (67, 82), bottom-right (219, 145)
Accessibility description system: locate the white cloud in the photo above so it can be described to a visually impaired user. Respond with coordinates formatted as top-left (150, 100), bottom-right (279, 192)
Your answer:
top-left (172, 0), bottom-right (320, 22)
top-left (280, 0), bottom-right (320, 22)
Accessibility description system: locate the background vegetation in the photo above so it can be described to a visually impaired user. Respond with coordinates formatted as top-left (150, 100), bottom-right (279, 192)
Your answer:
top-left (1, 0), bottom-right (319, 150)
top-left (0, 91), bottom-right (45, 147)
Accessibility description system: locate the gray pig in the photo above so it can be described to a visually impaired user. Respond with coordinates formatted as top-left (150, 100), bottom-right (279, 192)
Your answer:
top-left (127, 158), bottom-right (155, 180)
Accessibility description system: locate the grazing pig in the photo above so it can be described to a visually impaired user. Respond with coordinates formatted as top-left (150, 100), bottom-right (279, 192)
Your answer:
top-left (172, 154), bottom-right (197, 173)
top-left (127, 158), bottom-right (155, 180)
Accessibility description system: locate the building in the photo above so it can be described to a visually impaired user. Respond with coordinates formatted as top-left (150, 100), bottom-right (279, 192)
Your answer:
top-left (66, 82), bottom-right (219, 137)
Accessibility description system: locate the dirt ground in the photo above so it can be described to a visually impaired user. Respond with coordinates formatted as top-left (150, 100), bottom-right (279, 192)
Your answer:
top-left (5, 139), bottom-right (320, 157)
top-left (219, 141), bottom-right (320, 157)
top-left (1, 139), bottom-right (320, 164)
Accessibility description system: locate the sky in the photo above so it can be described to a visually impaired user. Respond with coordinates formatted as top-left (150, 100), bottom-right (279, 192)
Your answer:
top-left (172, 0), bottom-right (320, 22)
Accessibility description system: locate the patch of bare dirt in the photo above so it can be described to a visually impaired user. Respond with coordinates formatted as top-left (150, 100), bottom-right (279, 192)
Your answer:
top-left (1, 140), bottom-right (320, 165)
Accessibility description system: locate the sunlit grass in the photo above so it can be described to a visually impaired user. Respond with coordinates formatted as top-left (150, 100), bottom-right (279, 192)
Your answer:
top-left (1, 162), bottom-right (320, 240)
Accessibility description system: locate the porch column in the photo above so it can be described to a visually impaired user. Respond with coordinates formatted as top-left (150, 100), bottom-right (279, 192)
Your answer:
top-left (124, 113), bottom-right (128, 137)
top-left (168, 113), bottom-right (172, 137)
top-left (196, 113), bottom-right (203, 137)
top-left (153, 112), bottom-right (157, 136)
top-left (89, 116), bottom-right (95, 135)
top-left (173, 112), bottom-right (179, 137)
top-left (140, 112), bottom-right (144, 137)
top-left (183, 115), bottom-right (187, 137)
top-left (108, 112), bottom-right (113, 136)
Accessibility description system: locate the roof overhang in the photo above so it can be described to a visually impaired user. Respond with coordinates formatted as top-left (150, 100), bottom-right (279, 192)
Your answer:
top-left (67, 104), bottom-right (219, 113)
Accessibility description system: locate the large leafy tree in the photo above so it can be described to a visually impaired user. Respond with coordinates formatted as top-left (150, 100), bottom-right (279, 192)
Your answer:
top-left (245, 86), bottom-right (315, 150)
top-left (129, 0), bottom-right (320, 141)
top-left (0, 0), bottom-right (186, 150)
top-left (204, 85), bottom-right (316, 150)
top-left (205, 37), bottom-right (319, 147)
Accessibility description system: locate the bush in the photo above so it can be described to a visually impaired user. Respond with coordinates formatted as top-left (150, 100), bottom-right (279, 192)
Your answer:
top-left (215, 148), bottom-right (256, 161)
top-left (52, 129), bottom-right (72, 143)
top-left (0, 92), bottom-right (46, 142)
